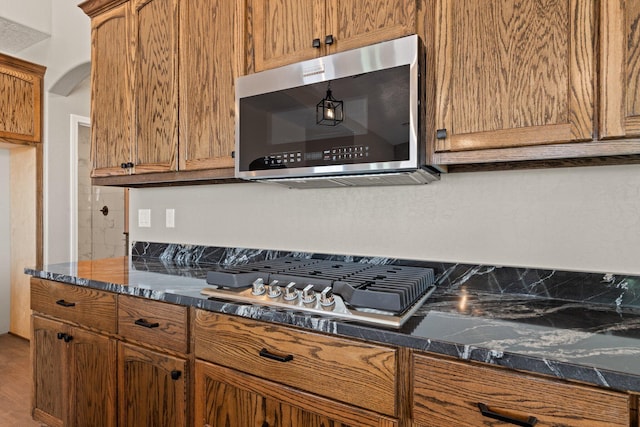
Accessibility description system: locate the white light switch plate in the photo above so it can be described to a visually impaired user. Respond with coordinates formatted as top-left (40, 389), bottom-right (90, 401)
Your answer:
top-left (138, 209), bottom-right (151, 228)
top-left (166, 209), bottom-right (175, 228)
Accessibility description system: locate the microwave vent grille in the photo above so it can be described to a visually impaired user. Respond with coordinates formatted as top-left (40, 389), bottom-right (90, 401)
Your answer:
top-left (261, 169), bottom-right (439, 189)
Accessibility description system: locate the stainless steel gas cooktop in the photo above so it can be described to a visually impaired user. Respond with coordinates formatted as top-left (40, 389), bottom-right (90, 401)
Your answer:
top-left (201, 257), bottom-right (435, 328)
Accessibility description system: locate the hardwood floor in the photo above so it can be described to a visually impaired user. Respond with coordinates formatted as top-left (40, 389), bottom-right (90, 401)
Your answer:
top-left (0, 333), bottom-right (42, 426)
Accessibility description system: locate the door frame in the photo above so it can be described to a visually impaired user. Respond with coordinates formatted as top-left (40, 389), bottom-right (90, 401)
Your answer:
top-left (69, 114), bottom-right (90, 261)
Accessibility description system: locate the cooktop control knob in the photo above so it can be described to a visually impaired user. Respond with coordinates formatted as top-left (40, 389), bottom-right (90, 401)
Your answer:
top-left (251, 278), bottom-right (266, 296)
top-left (283, 282), bottom-right (298, 301)
top-left (266, 280), bottom-right (282, 298)
top-left (301, 284), bottom-right (316, 304)
top-left (319, 287), bottom-right (335, 307)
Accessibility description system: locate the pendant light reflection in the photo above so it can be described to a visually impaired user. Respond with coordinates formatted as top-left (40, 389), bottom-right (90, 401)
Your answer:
top-left (316, 82), bottom-right (344, 126)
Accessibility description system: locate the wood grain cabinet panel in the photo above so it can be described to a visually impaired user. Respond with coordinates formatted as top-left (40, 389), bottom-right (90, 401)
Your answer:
top-left (178, 0), bottom-right (239, 171)
top-left (89, 2), bottom-right (133, 177)
top-left (32, 315), bottom-right (117, 427)
top-left (195, 310), bottom-right (397, 417)
top-left (82, 0), bottom-right (238, 185)
top-left (0, 53), bottom-right (45, 144)
top-left (195, 360), bottom-right (398, 427)
top-left (118, 342), bottom-right (188, 427)
top-left (600, 0), bottom-right (640, 139)
top-left (118, 294), bottom-right (189, 353)
top-left (248, 0), bottom-right (416, 73)
top-left (30, 277), bottom-right (117, 333)
top-left (431, 0), bottom-right (594, 154)
top-left (412, 353), bottom-right (631, 427)
top-left (131, 0), bottom-right (179, 174)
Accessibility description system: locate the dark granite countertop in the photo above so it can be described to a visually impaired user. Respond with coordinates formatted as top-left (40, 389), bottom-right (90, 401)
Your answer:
top-left (25, 242), bottom-right (640, 394)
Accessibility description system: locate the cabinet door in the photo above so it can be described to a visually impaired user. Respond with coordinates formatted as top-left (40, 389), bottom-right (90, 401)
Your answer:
top-left (67, 327), bottom-right (117, 427)
top-left (196, 361), bottom-right (397, 427)
top-left (250, 0), bottom-right (325, 72)
top-left (32, 316), bottom-right (66, 427)
top-left (131, 0), bottom-right (179, 173)
top-left (326, 0), bottom-right (416, 54)
top-left (118, 343), bottom-right (188, 427)
top-left (0, 54), bottom-right (45, 144)
top-left (90, 3), bottom-right (133, 177)
top-left (178, 0), bottom-right (237, 171)
top-left (32, 316), bottom-right (117, 427)
top-left (432, 0), bottom-right (594, 153)
top-left (600, 0), bottom-right (640, 138)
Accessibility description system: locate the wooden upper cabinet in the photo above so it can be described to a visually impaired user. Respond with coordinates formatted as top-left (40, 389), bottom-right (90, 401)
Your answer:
top-left (326, 0), bottom-right (416, 55)
top-left (250, 0), bottom-right (322, 73)
top-left (432, 0), bottom-right (594, 153)
top-left (600, 0), bottom-right (640, 139)
top-left (131, 0), bottom-right (179, 174)
top-left (249, 0), bottom-right (416, 73)
top-left (87, 2), bottom-right (133, 177)
top-left (178, 0), bottom-right (239, 171)
top-left (0, 53), bottom-right (45, 144)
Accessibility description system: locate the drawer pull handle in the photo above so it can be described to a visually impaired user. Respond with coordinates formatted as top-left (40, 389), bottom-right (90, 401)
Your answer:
top-left (134, 319), bottom-right (160, 328)
top-left (56, 299), bottom-right (76, 307)
top-left (259, 348), bottom-right (293, 363)
top-left (477, 403), bottom-right (537, 427)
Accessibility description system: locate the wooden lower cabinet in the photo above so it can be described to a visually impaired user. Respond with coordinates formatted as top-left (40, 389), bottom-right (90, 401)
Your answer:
top-left (412, 353), bottom-right (631, 427)
top-left (195, 360), bottom-right (397, 427)
top-left (32, 315), bottom-right (117, 427)
top-left (118, 343), bottom-right (189, 427)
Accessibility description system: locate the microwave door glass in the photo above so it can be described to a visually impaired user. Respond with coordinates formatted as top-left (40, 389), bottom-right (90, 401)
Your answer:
top-left (238, 64), bottom-right (410, 173)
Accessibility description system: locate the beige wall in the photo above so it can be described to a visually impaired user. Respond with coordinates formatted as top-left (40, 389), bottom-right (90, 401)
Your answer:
top-left (0, 149), bottom-right (9, 333)
top-left (6, 0), bottom-right (92, 264)
top-left (130, 163), bottom-right (640, 275)
top-left (10, 147), bottom-right (36, 338)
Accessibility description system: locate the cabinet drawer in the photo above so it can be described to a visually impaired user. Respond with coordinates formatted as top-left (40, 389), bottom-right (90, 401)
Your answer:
top-left (31, 278), bottom-right (117, 333)
top-left (194, 310), bottom-right (397, 417)
top-left (118, 295), bottom-right (189, 354)
top-left (413, 353), bottom-right (630, 427)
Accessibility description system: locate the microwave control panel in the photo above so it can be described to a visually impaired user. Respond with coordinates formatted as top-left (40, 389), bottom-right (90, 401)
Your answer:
top-left (261, 145), bottom-right (370, 167)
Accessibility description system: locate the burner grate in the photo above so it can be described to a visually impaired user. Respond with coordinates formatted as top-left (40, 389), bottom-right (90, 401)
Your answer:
top-left (206, 257), bottom-right (435, 314)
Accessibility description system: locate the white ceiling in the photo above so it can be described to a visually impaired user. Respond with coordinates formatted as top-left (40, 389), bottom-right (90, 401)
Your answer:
top-left (0, 16), bottom-right (49, 54)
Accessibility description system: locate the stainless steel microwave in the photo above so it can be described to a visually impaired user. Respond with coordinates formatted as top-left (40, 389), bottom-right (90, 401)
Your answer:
top-left (235, 35), bottom-right (439, 188)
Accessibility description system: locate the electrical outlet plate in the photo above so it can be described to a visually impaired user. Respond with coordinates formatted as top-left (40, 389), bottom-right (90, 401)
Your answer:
top-left (166, 209), bottom-right (175, 228)
top-left (138, 209), bottom-right (151, 228)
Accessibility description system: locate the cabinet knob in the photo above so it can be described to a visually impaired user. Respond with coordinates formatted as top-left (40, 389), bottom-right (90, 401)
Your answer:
top-left (325, 34), bottom-right (334, 45)
top-left (436, 129), bottom-right (447, 139)
top-left (57, 332), bottom-right (73, 342)
top-left (312, 38), bottom-right (321, 48)
top-left (170, 370), bottom-right (182, 380)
